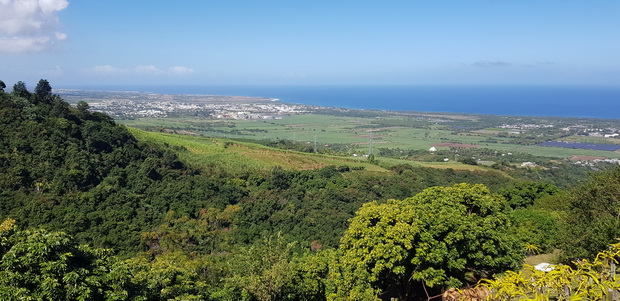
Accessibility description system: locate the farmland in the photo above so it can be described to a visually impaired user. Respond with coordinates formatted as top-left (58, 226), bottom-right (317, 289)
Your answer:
top-left (57, 89), bottom-right (620, 168)
top-left (120, 113), bottom-right (620, 162)
top-left (538, 141), bottom-right (620, 151)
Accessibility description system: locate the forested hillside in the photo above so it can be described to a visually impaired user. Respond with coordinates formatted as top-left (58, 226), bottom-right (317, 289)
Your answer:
top-left (0, 80), bottom-right (521, 253)
top-left (2, 80), bottom-right (620, 300)
top-left (1, 80), bottom-right (230, 253)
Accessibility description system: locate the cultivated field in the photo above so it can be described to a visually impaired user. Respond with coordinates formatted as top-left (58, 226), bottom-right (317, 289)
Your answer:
top-left (121, 113), bottom-right (620, 160)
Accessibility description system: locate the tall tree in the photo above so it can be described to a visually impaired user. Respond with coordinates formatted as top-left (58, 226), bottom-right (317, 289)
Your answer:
top-left (329, 183), bottom-right (523, 301)
top-left (11, 81), bottom-right (30, 99)
top-left (0, 80), bottom-right (6, 92)
top-left (34, 79), bottom-right (53, 104)
top-left (77, 100), bottom-right (90, 117)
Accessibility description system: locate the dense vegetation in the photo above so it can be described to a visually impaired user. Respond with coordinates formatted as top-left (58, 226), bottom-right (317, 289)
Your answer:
top-left (0, 81), bottom-right (521, 253)
top-left (2, 80), bottom-right (620, 300)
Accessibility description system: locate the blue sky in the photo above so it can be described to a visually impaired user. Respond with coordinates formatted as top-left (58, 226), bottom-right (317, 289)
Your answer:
top-left (1, 0), bottom-right (619, 87)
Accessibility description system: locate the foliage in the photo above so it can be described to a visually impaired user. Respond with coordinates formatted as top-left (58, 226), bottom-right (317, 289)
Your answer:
top-left (482, 240), bottom-right (620, 300)
top-left (0, 82), bottom-right (239, 254)
top-left (141, 206), bottom-right (240, 256)
top-left (224, 233), bottom-right (298, 301)
top-left (458, 157), bottom-right (478, 165)
top-left (509, 208), bottom-right (559, 254)
top-left (0, 79), bottom-right (524, 255)
top-left (0, 218), bottom-right (135, 301)
top-left (558, 167), bottom-right (620, 262)
top-left (329, 183), bottom-right (523, 301)
top-left (500, 182), bottom-right (559, 209)
top-left (127, 251), bottom-right (211, 301)
top-left (291, 249), bottom-right (334, 301)
top-left (11, 81), bottom-right (31, 99)
top-left (6, 80), bottom-right (611, 300)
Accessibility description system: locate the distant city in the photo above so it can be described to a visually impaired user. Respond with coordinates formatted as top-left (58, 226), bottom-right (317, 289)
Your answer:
top-left (57, 89), bottom-right (620, 165)
top-left (56, 89), bottom-right (316, 120)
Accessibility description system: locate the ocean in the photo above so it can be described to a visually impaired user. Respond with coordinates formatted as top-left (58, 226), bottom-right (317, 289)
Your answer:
top-left (67, 85), bottom-right (620, 119)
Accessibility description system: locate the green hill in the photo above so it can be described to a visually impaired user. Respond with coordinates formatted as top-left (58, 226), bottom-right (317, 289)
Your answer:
top-left (129, 127), bottom-right (504, 175)
top-left (128, 128), bottom-right (390, 175)
top-left (0, 82), bottom-right (519, 255)
top-left (4, 81), bottom-right (618, 300)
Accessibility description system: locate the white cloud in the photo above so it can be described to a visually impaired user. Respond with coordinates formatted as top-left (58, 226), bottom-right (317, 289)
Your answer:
top-left (87, 65), bottom-right (125, 75)
top-left (135, 65), bottom-right (164, 75)
top-left (39, 65), bottom-right (64, 77)
top-left (86, 65), bottom-right (195, 76)
top-left (55, 32), bottom-right (67, 41)
top-left (169, 66), bottom-right (195, 75)
top-left (0, 36), bottom-right (51, 53)
top-left (0, 0), bottom-right (69, 53)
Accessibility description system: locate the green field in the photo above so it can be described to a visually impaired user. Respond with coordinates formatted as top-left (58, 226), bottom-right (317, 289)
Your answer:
top-left (128, 127), bottom-right (510, 177)
top-left (129, 128), bottom-right (393, 174)
top-left (120, 113), bottom-right (620, 162)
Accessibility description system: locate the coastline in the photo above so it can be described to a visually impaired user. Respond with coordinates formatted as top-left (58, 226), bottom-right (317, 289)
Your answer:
top-left (57, 85), bottom-right (620, 120)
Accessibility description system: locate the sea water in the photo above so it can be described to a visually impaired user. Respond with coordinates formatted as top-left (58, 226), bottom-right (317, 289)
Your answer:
top-left (67, 85), bottom-right (620, 119)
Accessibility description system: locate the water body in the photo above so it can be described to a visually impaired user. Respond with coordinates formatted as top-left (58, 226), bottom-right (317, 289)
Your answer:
top-left (539, 141), bottom-right (620, 151)
top-left (67, 85), bottom-right (620, 119)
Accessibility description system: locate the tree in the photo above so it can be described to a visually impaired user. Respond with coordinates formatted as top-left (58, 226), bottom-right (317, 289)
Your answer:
top-left (509, 208), bottom-right (558, 254)
top-left (225, 233), bottom-right (298, 301)
top-left (559, 167), bottom-right (620, 262)
top-left (127, 251), bottom-right (211, 301)
top-left (458, 157), bottom-right (478, 165)
top-left (328, 200), bottom-right (416, 301)
top-left (0, 80), bottom-right (6, 92)
top-left (291, 249), bottom-right (334, 301)
top-left (329, 183), bottom-right (523, 301)
top-left (11, 81), bottom-right (30, 99)
top-left (77, 100), bottom-right (90, 116)
top-left (0, 218), bottom-right (135, 300)
top-left (499, 182), bottom-right (559, 209)
top-left (482, 240), bottom-right (620, 300)
top-left (34, 79), bottom-right (53, 104)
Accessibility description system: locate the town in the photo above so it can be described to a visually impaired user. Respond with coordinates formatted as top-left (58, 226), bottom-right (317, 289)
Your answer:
top-left (56, 89), bottom-right (315, 120)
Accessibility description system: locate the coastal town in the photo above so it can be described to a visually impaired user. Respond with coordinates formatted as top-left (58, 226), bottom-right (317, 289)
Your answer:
top-left (56, 89), bottom-right (315, 120)
top-left (56, 89), bottom-right (620, 166)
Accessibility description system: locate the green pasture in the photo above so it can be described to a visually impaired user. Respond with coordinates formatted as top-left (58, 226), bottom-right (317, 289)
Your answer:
top-left (120, 114), bottom-right (620, 160)
top-left (128, 127), bottom-right (391, 175)
top-left (128, 127), bottom-right (503, 174)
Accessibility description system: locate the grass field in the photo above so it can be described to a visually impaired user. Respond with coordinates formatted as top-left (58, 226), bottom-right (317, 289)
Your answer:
top-left (524, 250), bottom-right (561, 266)
top-left (127, 127), bottom-right (509, 176)
top-left (120, 113), bottom-right (620, 160)
top-left (128, 128), bottom-right (392, 174)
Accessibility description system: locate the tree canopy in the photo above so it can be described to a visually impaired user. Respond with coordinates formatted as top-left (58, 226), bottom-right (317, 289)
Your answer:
top-left (330, 183), bottom-right (523, 300)
top-left (0, 218), bottom-right (134, 300)
top-left (559, 167), bottom-right (620, 261)
top-left (34, 79), bottom-right (53, 104)
top-left (11, 81), bottom-right (30, 99)
top-left (5, 79), bottom-right (616, 300)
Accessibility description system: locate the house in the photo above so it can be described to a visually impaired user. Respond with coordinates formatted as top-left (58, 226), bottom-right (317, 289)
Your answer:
top-left (521, 162), bottom-right (537, 168)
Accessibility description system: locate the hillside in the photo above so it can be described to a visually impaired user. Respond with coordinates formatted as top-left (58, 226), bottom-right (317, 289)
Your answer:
top-left (0, 82), bottom-right (518, 253)
top-left (4, 81), bottom-right (620, 300)
top-left (128, 128), bottom-right (390, 174)
top-left (0, 82), bottom-right (225, 253)
top-left (128, 128), bottom-right (502, 175)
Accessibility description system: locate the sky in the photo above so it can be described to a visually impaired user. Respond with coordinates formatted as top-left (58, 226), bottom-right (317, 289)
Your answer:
top-left (1, 0), bottom-right (619, 87)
